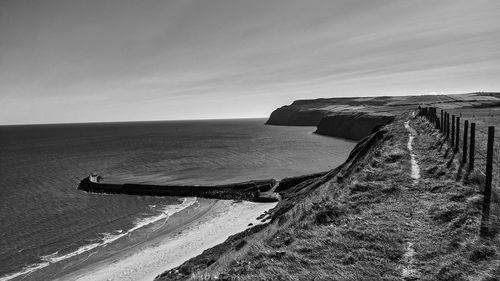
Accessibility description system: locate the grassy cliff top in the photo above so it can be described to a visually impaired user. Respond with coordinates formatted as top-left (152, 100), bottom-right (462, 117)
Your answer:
top-left (265, 92), bottom-right (500, 127)
top-left (156, 111), bottom-right (500, 280)
top-left (289, 92), bottom-right (500, 109)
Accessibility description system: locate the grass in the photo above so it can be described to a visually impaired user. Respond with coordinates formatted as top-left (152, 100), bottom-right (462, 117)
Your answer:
top-left (409, 116), bottom-right (499, 280)
top-left (156, 113), bottom-right (500, 281)
top-left (442, 106), bottom-right (500, 175)
top-left (427, 106), bottom-right (500, 237)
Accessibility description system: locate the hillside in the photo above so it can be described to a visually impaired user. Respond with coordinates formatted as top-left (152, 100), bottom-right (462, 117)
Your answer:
top-left (156, 109), bottom-right (500, 280)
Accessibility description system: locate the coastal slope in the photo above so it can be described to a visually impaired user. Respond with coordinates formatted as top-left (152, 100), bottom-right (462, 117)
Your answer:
top-left (156, 111), bottom-right (500, 280)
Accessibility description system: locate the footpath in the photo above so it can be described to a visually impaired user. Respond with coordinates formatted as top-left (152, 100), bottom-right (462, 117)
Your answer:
top-left (396, 115), bottom-right (498, 280)
top-left (159, 113), bottom-right (499, 281)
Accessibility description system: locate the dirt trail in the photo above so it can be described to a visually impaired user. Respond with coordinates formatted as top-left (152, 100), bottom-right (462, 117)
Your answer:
top-left (399, 119), bottom-right (424, 280)
top-left (393, 115), bottom-right (479, 280)
top-left (399, 116), bottom-right (458, 280)
top-left (396, 115), bottom-right (495, 280)
top-left (404, 120), bottom-right (421, 184)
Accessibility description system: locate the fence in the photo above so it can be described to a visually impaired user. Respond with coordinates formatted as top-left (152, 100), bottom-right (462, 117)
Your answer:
top-left (418, 106), bottom-right (500, 237)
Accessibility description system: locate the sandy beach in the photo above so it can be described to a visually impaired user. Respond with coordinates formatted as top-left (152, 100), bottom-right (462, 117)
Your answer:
top-left (50, 199), bottom-right (277, 281)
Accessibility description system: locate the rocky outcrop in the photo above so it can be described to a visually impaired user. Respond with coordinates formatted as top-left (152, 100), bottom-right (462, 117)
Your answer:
top-left (315, 112), bottom-right (394, 140)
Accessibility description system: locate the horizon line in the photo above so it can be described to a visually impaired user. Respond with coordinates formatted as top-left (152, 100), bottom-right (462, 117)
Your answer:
top-left (0, 116), bottom-right (269, 127)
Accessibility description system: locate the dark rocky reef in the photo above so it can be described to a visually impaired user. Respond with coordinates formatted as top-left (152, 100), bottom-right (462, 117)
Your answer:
top-left (78, 177), bottom-right (279, 202)
top-left (314, 112), bottom-right (394, 140)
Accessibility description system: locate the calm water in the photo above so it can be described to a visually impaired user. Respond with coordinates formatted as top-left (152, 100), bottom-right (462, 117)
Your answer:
top-left (0, 119), bottom-right (355, 279)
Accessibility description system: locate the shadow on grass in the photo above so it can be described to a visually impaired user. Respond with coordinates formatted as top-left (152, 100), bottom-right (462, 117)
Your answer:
top-left (446, 150), bottom-right (457, 168)
top-left (456, 161), bottom-right (467, 181)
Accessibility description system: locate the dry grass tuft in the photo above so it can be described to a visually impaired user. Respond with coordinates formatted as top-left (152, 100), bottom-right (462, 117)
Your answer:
top-left (466, 169), bottom-right (486, 187)
top-left (384, 148), bottom-right (406, 163)
top-left (429, 202), bottom-right (467, 223)
top-left (470, 245), bottom-right (497, 262)
top-left (313, 203), bottom-right (347, 225)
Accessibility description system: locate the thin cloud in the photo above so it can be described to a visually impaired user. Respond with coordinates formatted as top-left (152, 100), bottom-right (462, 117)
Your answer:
top-left (1, 0), bottom-right (499, 124)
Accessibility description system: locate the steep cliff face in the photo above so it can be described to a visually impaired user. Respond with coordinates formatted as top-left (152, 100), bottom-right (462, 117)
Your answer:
top-left (266, 93), bottom-right (500, 127)
top-left (315, 112), bottom-right (394, 140)
top-left (265, 105), bottom-right (330, 126)
top-left (266, 103), bottom-right (395, 140)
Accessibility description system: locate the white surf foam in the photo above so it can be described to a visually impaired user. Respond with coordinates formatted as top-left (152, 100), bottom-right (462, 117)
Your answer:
top-left (0, 197), bottom-right (197, 281)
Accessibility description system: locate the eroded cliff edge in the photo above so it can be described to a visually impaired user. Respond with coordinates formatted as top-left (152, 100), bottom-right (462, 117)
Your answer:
top-left (265, 105), bottom-right (331, 126)
top-left (265, 92), bottom-right (500, 140)
top-left (314, 112), bottom-right (394, 141)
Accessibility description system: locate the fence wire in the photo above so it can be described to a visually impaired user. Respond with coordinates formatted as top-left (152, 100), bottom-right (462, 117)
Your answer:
top-left (419, 106), bottom-right (500, 235)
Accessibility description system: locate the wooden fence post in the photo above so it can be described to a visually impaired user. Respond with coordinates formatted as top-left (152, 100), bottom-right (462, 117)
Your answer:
top-left (446, 113), bottom-right (449, 139)
top-left (449, 113), bottom-right (452, 139)
top-left (480, 126), bottom-right (495, 237)
top-left (432, 107), bottom-right (435, 124)
top-left (451, 115), bottom-right (455, 146)
top-left (444, 112), bottom-right (448, 138)
top-left (462, 120), bottom-right (468, 163)
top-left (440, 110), bottom-right (444, 132)
top-left (448, 113), bottom-right (451, 138)
top-left (455, 117), bottom-right (460, 152)
top-left (469, 123), bottom-right (476, 171)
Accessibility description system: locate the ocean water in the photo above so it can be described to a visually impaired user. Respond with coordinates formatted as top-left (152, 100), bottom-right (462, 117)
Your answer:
top-left (0, 118), bottom-right (355, 279)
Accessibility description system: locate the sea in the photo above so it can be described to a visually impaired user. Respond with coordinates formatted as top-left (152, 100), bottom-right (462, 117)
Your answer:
top-left (0, 118), bottom-right (355, 280)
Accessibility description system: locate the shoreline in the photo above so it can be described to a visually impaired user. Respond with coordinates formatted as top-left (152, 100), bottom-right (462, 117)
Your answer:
top-left (0, 112), bottom-right (359, 281)
top-left (48, 199), bottom-right (276, 281)
top-left (7, 198), bottom-right (210, 281)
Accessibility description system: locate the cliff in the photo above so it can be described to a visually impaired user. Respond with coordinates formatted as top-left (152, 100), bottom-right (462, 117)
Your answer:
top-left (315, 112), bottom-right (394, 140)
top-left (265, 92), bottom-right (500, 140)
top-left (265, 106), bottom-right (331, 126)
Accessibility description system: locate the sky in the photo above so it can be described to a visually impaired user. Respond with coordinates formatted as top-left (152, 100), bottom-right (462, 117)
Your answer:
top-left (1, 0), bottom-right (499, 125)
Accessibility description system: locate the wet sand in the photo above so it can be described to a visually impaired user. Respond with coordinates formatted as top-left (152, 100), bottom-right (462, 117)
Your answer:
top-left (50, 200), bottom-right (277, 281)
